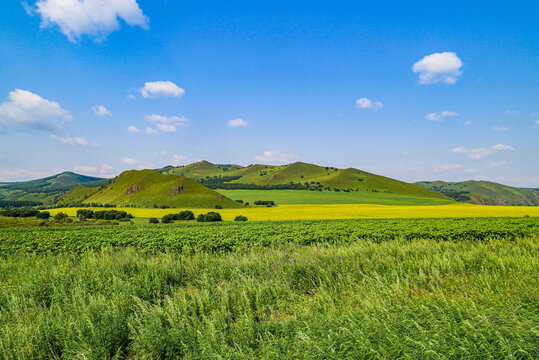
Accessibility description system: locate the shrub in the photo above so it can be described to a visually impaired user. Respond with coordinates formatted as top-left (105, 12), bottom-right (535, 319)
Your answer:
top-left (215, 205), bottom-right (223, 209)
top-left (178, 210), bottom-right (195, 221)
top-left (254, 200), bottom-right (275, 206)
top-left (234, 215), bottom-right (248, 221)
top-left (235, 199), bottom-right (243, 203)
top-left (36, 211), bottom-right (50, 219)
top-left (77, 209), bottom-right (94, 220)
top-left (197, 212), bottom-right (222, 222)
top-left (149, 218), bottom-right (159, 224)
top-left (54, 212), bottom-right (68, 222)
top-left (161, 214), bottom-right (175, 224)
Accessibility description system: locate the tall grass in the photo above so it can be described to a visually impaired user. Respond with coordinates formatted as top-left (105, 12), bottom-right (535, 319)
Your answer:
top-left (0, 236), bottom-right (537, 359)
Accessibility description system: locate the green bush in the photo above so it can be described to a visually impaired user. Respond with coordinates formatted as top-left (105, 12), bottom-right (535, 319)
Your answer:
top-left (234, 215), bottom-right (248, 222)
top-left (54, 212), bottom-right (68, 222)
top-left (197, 212), bottom-right (222, 222)
top-left (178, 210), bottom-right (195, 221)
top-left (161, 215), bottom-right (175, 224)
top-left (36, 211), bottom-right (50, 220)
top-left (149, 218), bottom-right (159, 224)
top-left (215, 205), bottom-right (223, 209)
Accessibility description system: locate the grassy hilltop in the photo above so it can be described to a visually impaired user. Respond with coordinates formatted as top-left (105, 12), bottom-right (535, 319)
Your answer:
top-left (416, 180), bottom-right (539, 206)
top-left (163, 161), bottom-right (446, 200)
top-left (77, 169), bottom-right (243, 209)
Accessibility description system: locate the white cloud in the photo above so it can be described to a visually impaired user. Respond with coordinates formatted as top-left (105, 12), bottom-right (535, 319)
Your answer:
top-left (228, 118), bottom-right (248, 128)
top-left (31, 0), bottom-right (149, 42)
top-left (99, 164), bottom-right (114, 175)
top-left (127, 125), bottom-right (140, 133)
top-left (123, 157), bottom-right (152, 170)
top-left (153, 150), bottom-right (168, 157)
top-left (144, 114), bottom-right (189, 124)
top-left (50, 134), bottom-right (99, 147)
top-left (425, 110), bottom-right (458, 121)
top-left (452, 144), bottom-right (514, 160)
top-left (145, 127), bottom-right (158, 135)
top-left (433, 164), bottom-right (462, 172)
top-left (355, 97), bottom-right (383, 110)
top-left (254, 150), bottom-right (300, 164)
top-left (492, 125), bottom-right (509, 132)
top-left (127, 94), bottom-right (136, 100)
top-left (74, 165), bottom-right (98, 174)
top-left (172, 154), bottom-right (187, 165)
top-left (464, 120), bottom-right (472, 125)
top-left (464, 168), bottom-right (478, 174)
top-left (156, 123), bottom-right (177, 133)
top-left (412, 52), bottom-right (463, 84)
top-left (489, 161), bottom-right (507, 168)
top-left (143, 114), bottom-right (189, 134)
top-left (140, 81), bottom-right (184, 99)
top-left (0, 89), bottom-right (72, 132)
top-left (533, 120), bottom-right (539, 128)
top-left (93, 105), bottom-right (112, 117)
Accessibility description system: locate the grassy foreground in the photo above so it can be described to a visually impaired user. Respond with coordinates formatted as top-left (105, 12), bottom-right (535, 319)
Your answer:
top-left (47, 203), bottom-right (539, 221)
top-left (0, 235), bottom-right (537, 359)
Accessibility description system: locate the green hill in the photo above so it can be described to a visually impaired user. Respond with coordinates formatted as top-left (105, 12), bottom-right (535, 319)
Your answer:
top-left (415, 180), bottom-right (539, 206)
top-left (162, 161), bottom-right (446, 200)
top-left (0, 172), bottom-right (108, 205)
top-left (82, 169), bottom-right (243, 208)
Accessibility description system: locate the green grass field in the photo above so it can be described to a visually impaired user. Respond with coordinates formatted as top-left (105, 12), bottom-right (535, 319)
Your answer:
top-left (0, 218), bottom-right (537, 358)
top-left (218, 189), bottom-right (454, 205)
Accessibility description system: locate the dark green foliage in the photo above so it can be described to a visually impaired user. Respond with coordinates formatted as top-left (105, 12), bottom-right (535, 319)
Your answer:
top-left (161, 214), bottom-right (174, 224)
top-left (178, 210), bottom-right (195, 220)
top-left (235, 199), bottom-right (243, 203)
top-left (94, 210), bottom-right (133, 220)
top-left (36, 211), bottom-right (50, 219)
top-left (54, 212), bottom-right (68, 222)
top-left (234, 215), bottom-right (248, 221)
top-left (76, 209), bottom-right (94, 220)
top-left (0, 208), bottom-right (40, 218)
top-left (149, 218), bottom-right (159, 224)
top-left (215, 205), bottom-right (223, 209)
top-left (254, 200), bottom-right (275, 206)
top-left (196, 211), bottom-right (222, 223)
top-left (0, 200), bottom-right (43, 208)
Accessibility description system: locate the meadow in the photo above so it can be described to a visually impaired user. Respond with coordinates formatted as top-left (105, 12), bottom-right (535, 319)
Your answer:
top-left (218, 189), bottom-right (454, 205)
top-left (47, 203), bottom-right (539, 222)
top-left (0, 217), bottom-right (537, 359)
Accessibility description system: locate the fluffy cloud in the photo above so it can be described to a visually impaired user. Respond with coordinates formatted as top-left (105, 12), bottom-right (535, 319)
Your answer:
top-left (425, 110), bottom-right (458, 121)
top-left (228, 118), bottom-right (248, 128)
top-left (172, 154), bottom-right (187, 165)
top-left (452, 144), bottom-right (514, 160)
top-left (143, 114), bottom-right (189, 134)
top-left (50, 134), bottom-right (100, 147)
top-left (355, 98), bottom-right (383, 110)
top-left (0, 89), bottom-right (72, 132)
top-left (145, 127), bottom-right (158, 135)
top-left (93, 105), bottom-right (112, 117)
top-left (127, 125), bottom-right (140, 133)
top-left (254, 150), bottom-right (300, 164)
top-left (140, 81), bottom-right (184, 99)
top-left (31, 0), bottom-right (149, 42)
top-left (123, 157), bottom-right (152, 170)
top-left (412, 52), bottom-right (463, 84)
top-left (74, 165), bottom-right (97, 174)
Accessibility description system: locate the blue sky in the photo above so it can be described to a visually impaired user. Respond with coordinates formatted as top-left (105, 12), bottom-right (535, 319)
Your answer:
top-left (0, 0), bottom-right (538, 186)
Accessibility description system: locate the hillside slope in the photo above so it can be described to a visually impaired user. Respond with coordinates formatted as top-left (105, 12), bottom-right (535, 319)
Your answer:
top-left (415, 180), bottom-right (539, 206)
top-left (83, 169), bottom-right (243, 208)
top-left (162, 161), bottom-right (446, 200)
top-left (0, 172), bottom-right (108, 205)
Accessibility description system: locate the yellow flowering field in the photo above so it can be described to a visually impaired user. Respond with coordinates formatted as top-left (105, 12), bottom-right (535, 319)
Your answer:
top-left (47, 203), bottom-right (539, 221)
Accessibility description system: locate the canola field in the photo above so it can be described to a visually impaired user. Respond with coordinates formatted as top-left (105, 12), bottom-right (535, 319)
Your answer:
top-left (47, 203), bottom-right (539, 221)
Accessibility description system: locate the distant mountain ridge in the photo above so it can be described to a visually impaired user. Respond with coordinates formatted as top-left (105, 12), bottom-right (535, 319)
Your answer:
top-left (415, 180), bottom-right (539, 206)
top-left (160, 161), bottom-right (447, 200)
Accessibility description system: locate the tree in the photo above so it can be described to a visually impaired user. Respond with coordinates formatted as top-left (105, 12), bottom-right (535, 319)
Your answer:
top-left (149, 218), bottom-right (159, 224)
top-left (54, 212), bottom-right (68, 222)
top-left (234, 215), bottom-right (248, 221)
top-left (36, 211), bottom-right (50, 219)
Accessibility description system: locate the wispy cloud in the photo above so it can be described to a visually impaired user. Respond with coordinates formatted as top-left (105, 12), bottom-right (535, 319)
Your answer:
top-left (50, 134), bottom-right (99, 147)
top-left (425, 110), bottom-right (458, 121)
top-left (254, 150), bottom-right (300, 164)
top-left (452, 144), bottom-right (514, 160)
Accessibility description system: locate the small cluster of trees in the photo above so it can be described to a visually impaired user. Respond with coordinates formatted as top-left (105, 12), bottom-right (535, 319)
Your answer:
top-left (77, 209), bottom-right (134, 221)
top-left (0, 208), bottom-right (42, 218)
top-left (254, 200), bottom-right (275, 206)
top-left (234, 215), bottom-right (248, 221)
top-left (54, 202), bottom-right (116, 208)
top-left (0, 200), bottom-right (43, 208)
top-left (160, 210), bottom-right (195, 224)
top-left (197, 212), bottom-right (222, 222)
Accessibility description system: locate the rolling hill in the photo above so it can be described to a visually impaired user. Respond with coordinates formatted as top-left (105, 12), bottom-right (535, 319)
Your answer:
top-left (78, 169), bottom-right (243, 208)
top-left (415, 180), bottom-right (539, 206)
top-left (162, 161), bottom-right (447, 200)
top-left (0, 172), bottom-right (108, 205)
